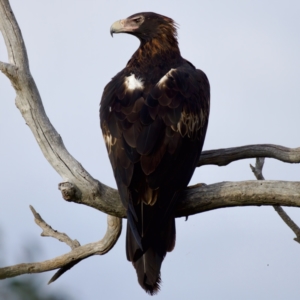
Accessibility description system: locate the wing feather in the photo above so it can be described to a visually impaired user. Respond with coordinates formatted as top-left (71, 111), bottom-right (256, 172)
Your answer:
top-left (100, 62), bottom-right (210, 293)
top-left (136, 118), bottom-right (163, 155)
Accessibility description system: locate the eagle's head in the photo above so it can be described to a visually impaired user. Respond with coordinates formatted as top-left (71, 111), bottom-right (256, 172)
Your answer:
top-left (110, 12), bottom-right (177, 43)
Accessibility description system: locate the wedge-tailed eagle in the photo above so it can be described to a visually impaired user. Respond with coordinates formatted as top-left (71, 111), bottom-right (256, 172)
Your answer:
top-left (100, 12), bottom-right (210, 295)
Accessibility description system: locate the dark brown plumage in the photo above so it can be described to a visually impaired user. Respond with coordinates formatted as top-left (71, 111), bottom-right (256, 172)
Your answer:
top-left (100, 12), bottom-right (210, 295)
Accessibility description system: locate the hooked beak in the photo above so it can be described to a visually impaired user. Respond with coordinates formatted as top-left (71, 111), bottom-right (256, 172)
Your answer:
top-left (110, 20), bottom-right (123, 37)
top-left (110, 18), bottom-right (138, 37)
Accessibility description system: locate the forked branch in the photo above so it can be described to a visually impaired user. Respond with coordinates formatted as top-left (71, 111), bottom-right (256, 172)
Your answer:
top-left (0, 206), bottom-right (122, 281)
top-left (1, 0), bottom-right (299, 218)
top-left (1, 0), bottom-right (300, 283)
top-left (200, 144), bottom-right (300, 167)
top-left (250, 158), bottom-right (300, 244)
top-left (29, 205), bottom-right (81, 250)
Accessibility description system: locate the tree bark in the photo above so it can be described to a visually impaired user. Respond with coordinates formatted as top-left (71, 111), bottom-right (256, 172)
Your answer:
top-left (0, 0), bottom-right (299, 219)
top-left (0, 0), bottom-right (299, 283)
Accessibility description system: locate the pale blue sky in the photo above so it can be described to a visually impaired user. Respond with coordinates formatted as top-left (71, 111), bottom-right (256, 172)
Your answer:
top-left (1, 1), bottom-right (300, 299)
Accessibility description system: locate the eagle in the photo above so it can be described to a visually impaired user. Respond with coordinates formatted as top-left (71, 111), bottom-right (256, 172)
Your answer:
top-left (100, 12), bottom-right (210, 295)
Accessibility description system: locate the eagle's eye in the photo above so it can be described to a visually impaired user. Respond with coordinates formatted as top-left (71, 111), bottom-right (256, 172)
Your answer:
top-left (133, 17), bottom-right (141, 23)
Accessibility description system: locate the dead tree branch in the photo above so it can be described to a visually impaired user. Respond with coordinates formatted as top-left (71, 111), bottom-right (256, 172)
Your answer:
top-left (30, 205), bottom-right (80, 250)
top-left (0, 0), bottom-right (299, 219)
top-left (250, 158), bottom-right (300, 244)
top-left (0, 0), bottom-right (123, 263)
top-left (1, 0), bottom-right (300, 283)
top-left (273, 206), bottom-right (300, 244)
top-left (29, 205), bottom-right (83, 282)
top-left (0, 209), bottom-right (122, 281)
top-left (1, 179), bottom-right (300, 281)
top-left (200, 144), bottom-right (300, 167)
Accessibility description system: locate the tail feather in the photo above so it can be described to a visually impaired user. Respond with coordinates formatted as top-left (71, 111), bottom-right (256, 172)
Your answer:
top-left (166, 217), bottom-right (176, 252)
top-left (135, 248), bottom-right (163, 295)
top-left (126, 216), bottom-right (176, 295)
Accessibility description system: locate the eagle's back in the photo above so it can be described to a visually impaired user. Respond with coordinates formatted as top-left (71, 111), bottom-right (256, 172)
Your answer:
top-left (100, 58), bottom-right (210, 294)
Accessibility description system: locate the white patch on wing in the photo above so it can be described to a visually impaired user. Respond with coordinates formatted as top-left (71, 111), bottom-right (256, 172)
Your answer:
top-left (125, 73), bottom-right (144, 90)
top-left (158, 68), bottom-right (175, 87)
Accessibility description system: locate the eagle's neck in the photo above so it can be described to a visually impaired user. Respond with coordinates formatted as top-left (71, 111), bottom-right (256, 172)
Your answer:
top-left (127, 36), bottom-right (181, 77)
top-left (139, 34), bottom-right (180, 56)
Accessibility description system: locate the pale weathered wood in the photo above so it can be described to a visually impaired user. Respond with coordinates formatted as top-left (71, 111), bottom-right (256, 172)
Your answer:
top-left (199, 144), bottom-right (300, 167)
top-left (0, 0), bottom-right (108, 213)
top-left (1, 0), bottom-right (299, 219)
top-left (250, 158), bottom-right (300, 244)
top-left (0, 1), bottom-right (123, 281)
top-left (0, 214), bottom-right (122, 280)
top-left (30, 205), bottom-right (81, 250)
top-left (176, 180), bottom-right (300, 217)
top-left (58, 180), bottom-right (300, 218)
top-left (1, 0), bottom-right (300, 283)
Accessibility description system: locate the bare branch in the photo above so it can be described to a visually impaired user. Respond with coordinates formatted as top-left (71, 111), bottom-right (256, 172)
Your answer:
top-left (0, 214), bottom-right (122, 280)
top-left (1, 0), bottom-right (300, 221)
top-left (30, 205), bottom-right (80, 250)
top-left (56, 179), bottom-right (300, 218)
top-left (200, 144), bottom-right (300, 167)
top-left (0, 61), bottom-right (18, 80)
top-left (0, 0), bottom-right (106, 210)
top-left (0, 0), bottom-right (29, 68)
top-left (250, 157), bottom-right (265, 180)
top-left (176, 180), bottom-right (300, 217)
top-left (1, 0), bottom-right (300, 284)
top-left (273, 206), bottom-right (300, 244)
top-left (250, 158), bottom-right (300, 244)
top-left (5, 178), bottom-right (300, 281)
top-left (29, 205), bottom-right (81, 282)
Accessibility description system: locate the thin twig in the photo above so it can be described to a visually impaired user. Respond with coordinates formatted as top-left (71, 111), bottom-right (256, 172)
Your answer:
top-left (1, 0), bottom-right (300, 220)
top-left (200, 144), bottom-right (300, 167)
top-left (30, 205), bottom-right (80, 250)
top-left (250, 157), bottom-right (265, 180)
top-left (273, 206), bottom-right (300, 244)
top-left (0, 214), bottom-right (122, 280)
top-left (1, 0), bottom-right (300, 284)
top-left (250, 158), bottom-right (300, 244)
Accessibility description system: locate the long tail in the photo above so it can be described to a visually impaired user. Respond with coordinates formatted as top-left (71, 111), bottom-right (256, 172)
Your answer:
top-left (126, 216), bottom-right (176, 295)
